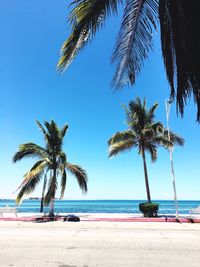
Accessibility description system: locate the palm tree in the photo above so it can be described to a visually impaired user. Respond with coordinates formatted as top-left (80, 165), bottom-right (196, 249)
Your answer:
top-left (13, 120), bottom-right (88, 216)
top-left (108, 98), bottom-right (184, 203)
top-left (57, 0), bottom-right (200, 121)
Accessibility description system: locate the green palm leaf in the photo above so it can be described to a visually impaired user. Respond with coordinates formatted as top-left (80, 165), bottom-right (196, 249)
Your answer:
top-left (111, 0), bottom-right (158, 88)
top-left (16, 162), bottom-right (46, 205)
top-left (145, 143), bottom-right (157, 162)
top-left (57, 0), bottom-right (122, 71)
top-left (109, 139), bottom-right (136, 157)
top-left (36, 120), bottom-right (47, 136)
top-left (16, 160), bottom-right (47, 191)
top-left (13, 143), bottom-right (47, 163)
top-left (108, 130), bottom-right (136, 145)
top-left (66, 162), bottom-right (88, 193)
top-left (60, 124), bottom-right (69, 138)
top-left (164, 130), bottom-right (184, 147)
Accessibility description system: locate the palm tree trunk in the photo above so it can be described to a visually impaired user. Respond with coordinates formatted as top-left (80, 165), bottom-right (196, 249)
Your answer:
top-left (49, 168), bottom-right (56, 217)
top-left (141, 147), bottom-right (151, 203)
top-left (40, 174), bottom-right (47, 213)
top-left (40, 199), bottom-right (44, 214)
top-left (49, 198), bottom-right (54, 216)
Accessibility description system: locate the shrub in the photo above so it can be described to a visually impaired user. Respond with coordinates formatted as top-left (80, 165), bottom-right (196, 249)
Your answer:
top-left (139, 203), bottom-right (159, 217)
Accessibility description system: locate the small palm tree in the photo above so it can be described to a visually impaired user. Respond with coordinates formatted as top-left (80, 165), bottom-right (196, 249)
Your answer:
top-left (108, 98), bottom-right (184, 203)
top-left (13, 120), bottom-right (88, 216)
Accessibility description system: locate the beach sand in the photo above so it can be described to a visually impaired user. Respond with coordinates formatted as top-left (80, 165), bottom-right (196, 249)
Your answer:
top-left (0, 217), bottom-right (200, 267)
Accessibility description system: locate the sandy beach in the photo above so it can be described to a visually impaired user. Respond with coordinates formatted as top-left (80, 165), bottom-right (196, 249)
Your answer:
top-left (0, 218), bottom-right (200, 267)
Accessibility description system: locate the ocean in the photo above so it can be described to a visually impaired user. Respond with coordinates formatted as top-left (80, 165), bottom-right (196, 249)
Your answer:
top-left (0, 199), bottom-right (200, 214)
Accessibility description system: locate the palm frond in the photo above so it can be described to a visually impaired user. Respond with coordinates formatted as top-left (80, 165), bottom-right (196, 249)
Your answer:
top-left (36, 120), bottom-right (52, 148)
top-left (44, 120), bottom-right (59, 139)
top-left (145, 143), bottom-right (157, 162)
top-left (13, 143), bottom-right (47, 163)
top-left (108, 130), bottom-right (136, 145)
top-left (60, 124), bottom-right (69, 138)
top-left (36, 120), bottom-right (47, 136)
top-left (151, 121), bottom-right (163, 133)
top-left (59, 152), bottom-right (67, 165)
top-left (109, 139), bottom-right (136, 157)
top-left (159, 0), bottom-right (200, 121)
top-left (142, 121), bottom-right (164, 139)
top-left (44, 120), bottom-right (63, 154)
top-left (147, 102), bottom-right (158, 121)
top-left (142, 127), bottom-right (155, 139)
top-left (16, 164), bottom-right (45, 205)
top-left (57, 0), bottom-right (122, 71)
top-left (127, 98), bottom-right (144, 122)
top-left (154, 135), bottom-right (172, 149)
top-left (112, 0), bottom-right (158, 88)
top-left (66, 163), bottom-right (88, 194)
top-left (16, 160), bottom-right (47, 190)
top-left (44, 173), bottom-right (57, 205)
top-left (60, 170), bottom-right (67, 199)
top-left (164, 130), bottom-right (184, 146)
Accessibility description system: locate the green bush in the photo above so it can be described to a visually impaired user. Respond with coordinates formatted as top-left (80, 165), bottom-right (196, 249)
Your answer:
top-left (139, 203), bottom-right (159, 217)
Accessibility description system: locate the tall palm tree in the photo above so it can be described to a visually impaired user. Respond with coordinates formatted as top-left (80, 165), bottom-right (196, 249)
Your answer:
top-left (57, 0), bottom-right (200, 121)
top-left (108, 98), bottom-right (184, 203)
top-left (13, 120), bottom-right (88, 216)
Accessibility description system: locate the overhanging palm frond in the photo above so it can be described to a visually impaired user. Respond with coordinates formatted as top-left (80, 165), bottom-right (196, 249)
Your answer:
top-left (109, 139), bottom-right (135, 157)
top-left (57, 0), bottom-right (122, 71)
top-left (159, 0), bottom-right (200, 121)
top-left (13, 143), bottom-right (47, 163)
top-left (112, 0), bottom-right (158, 88)
top-left (66, 163), bottom-right (88, 193)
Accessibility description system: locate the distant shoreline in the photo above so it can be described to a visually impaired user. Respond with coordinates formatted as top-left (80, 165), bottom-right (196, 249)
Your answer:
top-left (1, 199), bottom-right (200, 201)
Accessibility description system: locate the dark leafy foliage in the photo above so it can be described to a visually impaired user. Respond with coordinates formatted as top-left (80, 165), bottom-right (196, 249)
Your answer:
top-left (112, 0), bottom-right (158, 88)
top-left (159, 0), bottom-right (200, 120)
top-left (139, 202), bottom-right (159, 217)
top-left (58, 0), bottom-right (200, 121)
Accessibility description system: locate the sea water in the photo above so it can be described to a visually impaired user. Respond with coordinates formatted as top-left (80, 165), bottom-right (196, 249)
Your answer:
top-left (0, 199), bottom-right (200, 214)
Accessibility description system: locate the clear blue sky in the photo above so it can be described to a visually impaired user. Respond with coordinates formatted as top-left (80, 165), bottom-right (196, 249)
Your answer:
top-left (0, 0), bottom-right (200, 200)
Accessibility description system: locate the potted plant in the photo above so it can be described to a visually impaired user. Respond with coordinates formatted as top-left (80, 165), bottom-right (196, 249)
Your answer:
top-left (139, 203), bottom-right (159, 217)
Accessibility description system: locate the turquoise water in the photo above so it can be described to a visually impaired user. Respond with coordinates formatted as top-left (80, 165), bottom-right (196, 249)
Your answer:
top-left (0, 199), bottom-right (200, 214)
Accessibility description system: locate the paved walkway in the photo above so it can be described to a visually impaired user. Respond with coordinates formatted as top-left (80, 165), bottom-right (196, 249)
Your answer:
top-left (0, 221), bottom-right (200, 267)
